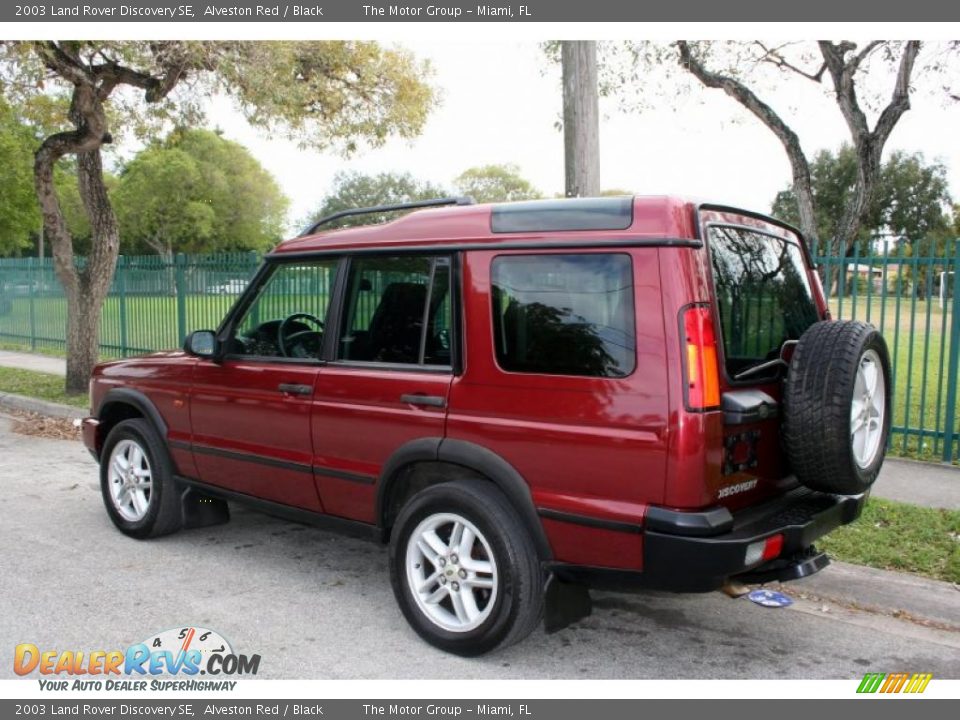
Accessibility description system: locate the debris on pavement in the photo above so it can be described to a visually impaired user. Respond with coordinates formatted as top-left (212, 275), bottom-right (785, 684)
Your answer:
top-left (3, 409), bottom-right (81, 440)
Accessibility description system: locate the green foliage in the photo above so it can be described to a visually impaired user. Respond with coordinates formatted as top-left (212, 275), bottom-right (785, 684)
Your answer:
top-left (114, 128), bottom-right (288, 255)
top-left (309, 170), bottom-right (449, 229)
top-left (1, 41), bottom-right (437, 152)
top-left (453, 164), bottom-right (540, 204)
top-left (0, 100), bottom-right (40, 255)
top-left (772, 146), bottom-right (953, 256)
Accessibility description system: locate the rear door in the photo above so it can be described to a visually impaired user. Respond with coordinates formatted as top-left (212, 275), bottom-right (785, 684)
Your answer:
top-left (311, 254), bottom-right (455, 523)
top-left (701, 210), bottom-right (824, 509)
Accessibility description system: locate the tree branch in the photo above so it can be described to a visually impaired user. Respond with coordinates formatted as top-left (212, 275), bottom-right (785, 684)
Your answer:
top-left (33, 41), bottom-right (90, 86)
top-left (754, 41), bottom-right (826, 82)
top-left (818, 41), bottom-right (871, 140)
top-left (874, 41), bottom-right (920, 147)
top-left (676, 41), bottom-right (819, 248)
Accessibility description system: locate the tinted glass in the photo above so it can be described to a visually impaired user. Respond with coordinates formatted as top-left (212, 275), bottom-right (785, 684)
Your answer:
top-left (229, 260), bottom-right (337, 360)
top-left (708, 226), bottom-right (820, 378)
top-left (338, 256), bottom-right (452, 366)
top-left (491, 254), bottom-right (636, 377)
top-left (491, 197), bottom-right (633, 233)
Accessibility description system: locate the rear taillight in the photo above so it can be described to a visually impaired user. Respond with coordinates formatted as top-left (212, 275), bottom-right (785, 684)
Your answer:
top-left (682, 305), bottom-right (721, 410)
top-left (744, 533), bottom-right (784, 566)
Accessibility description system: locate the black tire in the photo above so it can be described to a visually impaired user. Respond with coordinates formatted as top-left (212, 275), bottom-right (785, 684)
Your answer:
top-left (389, 479), bottom-right (544, 656)
top-left (100, 418), bottom-right (182, 539)
top-left (784, 320), bottom-right (892, 495)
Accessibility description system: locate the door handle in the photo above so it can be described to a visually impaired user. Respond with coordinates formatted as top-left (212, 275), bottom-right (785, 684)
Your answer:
top-left (400, 393), bottom-right (446, 408)
top-left (278, 383), bottom-right (313, 396)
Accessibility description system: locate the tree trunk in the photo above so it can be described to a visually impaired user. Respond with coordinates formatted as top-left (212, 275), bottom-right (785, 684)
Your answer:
top-left (144, 234), bottom-right (178, 296)
top-left (64, 283), bottom-right (102, 394)
top-left (33, 82), bottom-right (119, 394)
top-left (65, 149), bottom-right (120, 393)
top-left (817, 40), bottom-right (920, 292)
top-left (561, 41), bottom-right (601, 198)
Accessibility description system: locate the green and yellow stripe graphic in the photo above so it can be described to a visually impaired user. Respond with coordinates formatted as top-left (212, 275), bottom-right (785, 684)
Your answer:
top-left (857, 672), bottom-right (933, 694)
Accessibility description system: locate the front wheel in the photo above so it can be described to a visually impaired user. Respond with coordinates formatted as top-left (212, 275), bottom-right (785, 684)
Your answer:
top-left (389, 480), bottom-right (543, 656)
top-left (100, 418), bottom-right (183, 539)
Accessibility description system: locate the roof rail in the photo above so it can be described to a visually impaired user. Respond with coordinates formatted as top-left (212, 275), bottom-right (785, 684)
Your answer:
top-left (299, 196), bottom-right (475, 237)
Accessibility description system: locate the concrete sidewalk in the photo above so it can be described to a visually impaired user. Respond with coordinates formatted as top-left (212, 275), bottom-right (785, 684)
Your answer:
top-left (0, 350), bottom-right (958, 509)
top-left (0, 349), bottom-right (66, 375)
top-left (873, 457), bottom-right (960, 510)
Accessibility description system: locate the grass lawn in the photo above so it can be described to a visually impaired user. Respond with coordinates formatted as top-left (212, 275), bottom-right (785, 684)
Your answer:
top-left (0, 366), bottom-right (88, 409)
top-left (818, 497), bottom-right (960, 584)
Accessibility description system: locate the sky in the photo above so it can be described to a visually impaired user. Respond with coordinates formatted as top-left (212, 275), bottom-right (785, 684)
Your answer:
top-left (201, 41), bottom-right (960, 234)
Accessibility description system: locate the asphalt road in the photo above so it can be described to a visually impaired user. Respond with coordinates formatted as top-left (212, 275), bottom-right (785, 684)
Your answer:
top-left (1, 414), bottom-right (958, 680)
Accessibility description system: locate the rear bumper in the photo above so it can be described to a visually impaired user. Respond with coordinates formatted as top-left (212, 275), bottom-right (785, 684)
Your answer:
top-left (552, 487), bottom-right (866, 592)
top-left (81, 417), bottom-right (99, 460)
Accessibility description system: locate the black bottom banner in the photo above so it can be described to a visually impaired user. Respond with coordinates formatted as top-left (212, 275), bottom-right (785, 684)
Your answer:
top-left (1, 700), bottom-right (955, 720)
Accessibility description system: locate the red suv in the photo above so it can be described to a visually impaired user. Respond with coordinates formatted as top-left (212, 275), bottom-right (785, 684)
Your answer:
top-left (82, 196), bottom-right (891, 656)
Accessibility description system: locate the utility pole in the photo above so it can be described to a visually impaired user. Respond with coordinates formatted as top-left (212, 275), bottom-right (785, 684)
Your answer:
top-left (561, 41), bottom-right (600, 198)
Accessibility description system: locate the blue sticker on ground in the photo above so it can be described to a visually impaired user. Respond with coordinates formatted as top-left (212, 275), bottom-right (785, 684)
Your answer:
top-left (747, 589), bottom-right (794, 608)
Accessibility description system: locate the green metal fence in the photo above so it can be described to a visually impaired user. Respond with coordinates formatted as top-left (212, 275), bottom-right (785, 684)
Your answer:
top-left (816, 240), bottom-right (960, 463)
top-left (1, 246), bottom-right (959, 461)
top-left (0, 252), bottom-right (261, 357)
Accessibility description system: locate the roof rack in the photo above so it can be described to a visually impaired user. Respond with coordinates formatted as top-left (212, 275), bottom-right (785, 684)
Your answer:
top-left (299, 196), bottom-right (475, 237)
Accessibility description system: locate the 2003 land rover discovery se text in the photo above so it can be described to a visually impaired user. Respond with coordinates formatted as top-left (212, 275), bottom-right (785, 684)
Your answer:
top-left (81, 196), bottom-right (892, 656)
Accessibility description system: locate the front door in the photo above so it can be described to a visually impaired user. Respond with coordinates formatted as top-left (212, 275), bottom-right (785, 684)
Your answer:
top-left (189, 258), bottom-right (339, 511)
top-left (311, 254), bottom-right (455, 522)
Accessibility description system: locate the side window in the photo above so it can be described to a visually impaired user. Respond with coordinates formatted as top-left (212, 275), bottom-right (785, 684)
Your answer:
top-left (338, 255), bottom-right (452, 367)
top-left (491, 253), bottom-right (636, 378)
top-left (229, 260), bottom-right (338, 360)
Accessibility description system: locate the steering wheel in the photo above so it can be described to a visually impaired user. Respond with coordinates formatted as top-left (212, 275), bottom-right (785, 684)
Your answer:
top-left (277, 312), bottom-right (325, 358)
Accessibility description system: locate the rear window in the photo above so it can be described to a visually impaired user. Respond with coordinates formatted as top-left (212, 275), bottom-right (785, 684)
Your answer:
top-left (708, 225), bottom-right (820, 379)
top-left (491, 253), bottom-right (636, 378)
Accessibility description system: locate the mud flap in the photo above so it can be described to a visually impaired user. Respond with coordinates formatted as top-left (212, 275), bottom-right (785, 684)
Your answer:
top-left (543, 573), bottom-right (592, 633)
top-left (181, 486), bottom-right (231, 529)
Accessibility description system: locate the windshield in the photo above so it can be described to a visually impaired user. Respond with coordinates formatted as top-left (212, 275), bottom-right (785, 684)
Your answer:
top-left (708, 225), bottom-right (820, 380)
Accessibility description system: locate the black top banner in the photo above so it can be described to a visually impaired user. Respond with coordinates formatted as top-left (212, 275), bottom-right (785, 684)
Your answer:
top-left (4, 0), bottom-right (959, 22)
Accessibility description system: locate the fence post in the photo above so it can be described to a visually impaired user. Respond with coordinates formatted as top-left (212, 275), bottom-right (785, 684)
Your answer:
top-left (28, 257), bottom-right (36, 351)
top-left (941, 240), bottom-right (960, 463)
top-left (118, 256), bottom-right (128, 357)
top-left (175, 253), bottom-right (188, 345)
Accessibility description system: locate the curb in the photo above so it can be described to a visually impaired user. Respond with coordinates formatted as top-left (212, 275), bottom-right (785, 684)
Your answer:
top-left (782, 560), bottom-right (959, 629)
top-left (0, 391), bottom-right (85, 420)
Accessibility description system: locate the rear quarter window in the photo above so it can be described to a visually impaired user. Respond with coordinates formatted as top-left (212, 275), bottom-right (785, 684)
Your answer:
top-left (490, 253), bottom-right (636, 378)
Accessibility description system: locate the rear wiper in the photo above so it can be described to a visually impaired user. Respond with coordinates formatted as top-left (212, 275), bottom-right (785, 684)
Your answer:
top-left (732, 340), bottom-right (799, 381)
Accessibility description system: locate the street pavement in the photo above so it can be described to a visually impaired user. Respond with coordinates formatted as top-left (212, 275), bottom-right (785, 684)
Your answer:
top-left (0, 414), bottom-right (957, 680)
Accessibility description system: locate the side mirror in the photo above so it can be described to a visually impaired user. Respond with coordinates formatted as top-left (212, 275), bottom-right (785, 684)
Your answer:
top-left (184, 330), bottom-right (218, 359)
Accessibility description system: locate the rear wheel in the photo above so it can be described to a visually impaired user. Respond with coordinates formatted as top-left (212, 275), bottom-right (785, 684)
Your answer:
top-left (784, 320), bottom-right (891, 495)
top-left (389, 479), bottom-right (543, 656)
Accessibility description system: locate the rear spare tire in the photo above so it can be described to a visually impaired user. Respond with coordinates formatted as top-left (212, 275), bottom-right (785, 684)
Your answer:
top-left (784, 320), bottom-right (891, 495)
